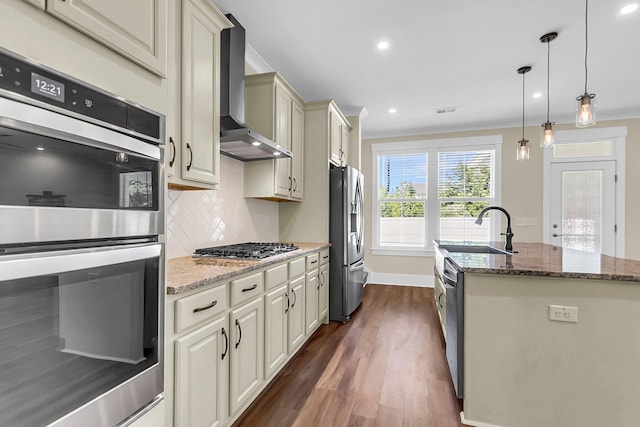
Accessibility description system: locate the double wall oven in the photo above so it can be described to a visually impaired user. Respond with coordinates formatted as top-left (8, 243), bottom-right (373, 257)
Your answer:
top-left (0, 48), bottom-right (165, 426)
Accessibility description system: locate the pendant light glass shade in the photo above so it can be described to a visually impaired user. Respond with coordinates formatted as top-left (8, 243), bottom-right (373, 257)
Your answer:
top-left (576, 0), bottom-right (596, 127)
top-left (540, 32), bottom-right (557, 147)
top-left (517, 139), bottom-right (530, 160)
top-left (516, 66), bottom-right (531, 161)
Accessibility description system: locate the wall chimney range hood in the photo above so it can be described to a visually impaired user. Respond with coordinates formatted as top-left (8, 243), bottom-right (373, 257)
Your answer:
top-left (219, 14), bottom-right (292, 161)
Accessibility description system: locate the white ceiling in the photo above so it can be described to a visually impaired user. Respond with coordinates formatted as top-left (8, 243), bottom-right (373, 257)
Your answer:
top-left (211, 0), bottom-right (640, 139)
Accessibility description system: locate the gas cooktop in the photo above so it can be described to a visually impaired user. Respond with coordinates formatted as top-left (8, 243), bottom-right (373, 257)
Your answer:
top-left (193, 242), bottom-right (299, 260)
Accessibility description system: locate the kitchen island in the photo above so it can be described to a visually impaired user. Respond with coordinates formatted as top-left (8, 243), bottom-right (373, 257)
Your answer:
top-left (435, 242), bottom-right (640, 427)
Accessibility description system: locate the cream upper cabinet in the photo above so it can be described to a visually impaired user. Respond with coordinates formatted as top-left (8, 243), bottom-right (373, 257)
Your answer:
top-left (167, 0), bottom-right (232, 189)
top-left (174, 315), bottom-right (229, 427)
top-left (229, 296), bottom-right (264, 415)
top-left (329, 105), bottom-right (351, 167)
top-left (46, 0), bottom-right (168, 76)
top-left (244, 72), bottom-right (305, 201)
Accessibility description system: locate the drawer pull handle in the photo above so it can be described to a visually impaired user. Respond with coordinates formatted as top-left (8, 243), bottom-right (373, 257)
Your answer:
top-left (235, 319), bottom-right (242, 349)
top-left (193, 300), bottom-right (217, 313)
top-left (322, 255), bottom-right (329, 259)
top-left (242, 284), bottom-right (258, 292)
top-left (221, 327), bottom-right (228, 360)
top-left (310, 259), bottom-right (318, 264)
top-left (291, 288), bottom-right (297, 308)
top-left (285, 292), bottom-right (290, 314)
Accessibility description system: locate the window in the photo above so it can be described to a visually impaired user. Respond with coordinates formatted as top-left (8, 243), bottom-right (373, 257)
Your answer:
top-left (377, 153), bottom-right (427, 248)
top-left (438, 150), bottom-right (494, 242)
top-left (372, 136), bottom-right (501, 255)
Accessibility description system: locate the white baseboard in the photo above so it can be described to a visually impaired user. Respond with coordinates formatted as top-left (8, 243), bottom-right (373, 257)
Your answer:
top-left (366, 272), bottom-right (433, 288)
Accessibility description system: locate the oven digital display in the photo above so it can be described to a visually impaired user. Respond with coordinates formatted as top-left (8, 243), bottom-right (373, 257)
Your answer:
top-left (31, 72), bottom-right (65, 102)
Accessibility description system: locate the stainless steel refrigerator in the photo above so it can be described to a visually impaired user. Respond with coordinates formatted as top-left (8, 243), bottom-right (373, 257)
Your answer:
top-left (329, 165), bottom-right (365, 322)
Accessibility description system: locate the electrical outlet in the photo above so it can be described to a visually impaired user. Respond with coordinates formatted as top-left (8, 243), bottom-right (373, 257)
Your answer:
top-left (549, 305), bottom-right (578, 323)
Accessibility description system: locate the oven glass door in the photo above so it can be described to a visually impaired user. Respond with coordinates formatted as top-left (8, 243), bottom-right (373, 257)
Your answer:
top-left (0, 243), bottom-right (161, 427)
top-left (0, 124), bottom-right (158, 210)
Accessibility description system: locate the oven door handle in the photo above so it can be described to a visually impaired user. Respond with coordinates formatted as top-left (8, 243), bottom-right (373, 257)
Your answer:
top-left (0, 243), bottom-right (162, 282)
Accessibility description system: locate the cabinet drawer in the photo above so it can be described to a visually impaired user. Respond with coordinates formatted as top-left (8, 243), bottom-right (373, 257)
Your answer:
top-left (265, 263), bottom-right (288, 290)
top-left (175, 284), bottom-right (227, 333)
top-left (319, 249), bottom-right (329, 265)
top-left (231, 272), bottom-right (264, 307)
top-left (289, 257), bottom-right (306, 279)
top-left (306, 253), bottom-right (319, 270)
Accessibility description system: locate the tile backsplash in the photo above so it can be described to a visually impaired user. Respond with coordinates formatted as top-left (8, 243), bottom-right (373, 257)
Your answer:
top-left (166, 156), bottom-right (279, 259)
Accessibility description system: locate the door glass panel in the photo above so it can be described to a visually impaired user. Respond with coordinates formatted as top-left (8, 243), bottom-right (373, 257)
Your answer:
top-left (553, 141), bottom-right (612, 159)
top-left (0, 258), bottom-right (159, 427)
top-left (562, 170), bottom-right (602, 252)
top-left (0, 126), bottom-right (158, 210)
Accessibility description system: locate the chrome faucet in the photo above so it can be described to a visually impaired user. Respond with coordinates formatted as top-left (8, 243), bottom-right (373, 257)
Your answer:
top-left (475, 206), bottom-right (514, 252)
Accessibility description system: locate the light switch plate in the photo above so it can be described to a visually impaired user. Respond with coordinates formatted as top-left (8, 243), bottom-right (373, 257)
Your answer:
top-left (549, 305), bottom-right (578, 323)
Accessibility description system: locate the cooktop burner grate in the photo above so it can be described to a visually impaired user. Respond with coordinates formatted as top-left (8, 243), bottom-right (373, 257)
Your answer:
top-left (193, 242), bottom-right (299, 259)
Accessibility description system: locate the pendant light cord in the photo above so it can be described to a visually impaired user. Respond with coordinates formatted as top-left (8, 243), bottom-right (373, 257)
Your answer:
top-left (522, 71), bottom-right (525, 140)
top-left (546, 40), bottom-right (550, 122)
top-left (584, 0), bottom-right (589, 93)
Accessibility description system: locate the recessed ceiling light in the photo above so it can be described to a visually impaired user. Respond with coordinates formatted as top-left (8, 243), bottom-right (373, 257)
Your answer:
top-left (36, 147), bottom-right (44, 151)
top-left (533, 92), bottom-right (543, 98)
top-left (377, 41), bottom-right (390, 50)
top-left (273, 151), bottom-right (281, 156)
top-left (620, 3), bottom-right (638, 14)
top-left (388, 108), bottom-right (397, 113)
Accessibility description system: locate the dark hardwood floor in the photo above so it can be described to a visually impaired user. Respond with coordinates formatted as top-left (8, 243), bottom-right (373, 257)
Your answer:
top-left (233, 284), bottom-right (465, 427)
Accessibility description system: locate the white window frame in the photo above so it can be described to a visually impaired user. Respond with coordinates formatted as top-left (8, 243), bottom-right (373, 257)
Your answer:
top-left (542, 126), bottom-right (626, 257)
top-left (371, 135), bottom-right (502, 256)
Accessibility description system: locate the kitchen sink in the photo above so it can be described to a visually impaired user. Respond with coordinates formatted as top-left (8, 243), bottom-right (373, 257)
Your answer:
top-left (438, 244), bottom-right (513, 255)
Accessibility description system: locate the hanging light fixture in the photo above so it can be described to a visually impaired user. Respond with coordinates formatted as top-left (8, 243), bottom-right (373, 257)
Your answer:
top-left (576, 0), bottom-right (596, 127)
top-left (540, 32), bottom-right (558, 147)
top-left (517, 66), bottom-right (532, 161)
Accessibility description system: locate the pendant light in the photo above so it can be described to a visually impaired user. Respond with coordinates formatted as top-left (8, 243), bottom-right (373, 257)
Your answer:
top-left (540, 32), bottom-right (557, 147)
top-left (516, 66), bottom-right (532, 161)
top-left (576, 0), bottom-right (596, 127)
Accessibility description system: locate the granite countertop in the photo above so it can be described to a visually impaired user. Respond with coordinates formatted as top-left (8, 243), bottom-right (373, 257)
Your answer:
top-left (166, 242), bottom-right (330, 294)
top-left (435, 241), bottom-right (640, 282)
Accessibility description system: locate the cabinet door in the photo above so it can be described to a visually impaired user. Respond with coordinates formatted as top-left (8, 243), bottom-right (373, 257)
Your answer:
top-left (264, 284), bottom-right (288, 378)
top-left (318, 263), bottom-right (329, 322)
top-left (181, 0), bottom-right (221, 185)
top-left (175, 315), bottom-right (229, 427)
top-left (290, 100), bottom-right (304, 200)
top-left (287, 275), bottom-right (306, 353)
top-left (229, 297), bottom-right (264, 415)
top-left (273, 86), bottom-right (292, 198)
top-left (305, 271), bottom-right (319, 335)
top-left (329, 112), bottom-right (342, 166)
top-left (47, 0), bottom-right (167, 76)
top-left (340, 125), bottom-right (350, 166)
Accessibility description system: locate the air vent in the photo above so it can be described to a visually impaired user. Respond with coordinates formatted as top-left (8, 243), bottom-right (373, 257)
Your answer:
top-left (436, 107), bottom-right (457, 114)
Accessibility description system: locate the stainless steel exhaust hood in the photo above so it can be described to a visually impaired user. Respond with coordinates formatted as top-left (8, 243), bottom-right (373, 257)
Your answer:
top-left (220, 14), bottom-right (292, 161)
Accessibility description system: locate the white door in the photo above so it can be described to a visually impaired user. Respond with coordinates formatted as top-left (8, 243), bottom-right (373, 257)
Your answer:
top-left (549, 161), bottom-right (616, 256)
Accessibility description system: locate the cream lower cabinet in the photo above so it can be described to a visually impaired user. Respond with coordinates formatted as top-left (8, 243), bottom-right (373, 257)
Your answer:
top-left (287, 275), bottom-right (306, 353)
top-left (174, 315), bottom-right (229, 427)
top-left (264, 284), bottom-right (288, 379)
top-left (305, 270), bottom-right (319, 335)
top-left (45, 0), bottom-right (168, 76)
top-left (167, 0), bottom-right (232, 189)
top-left (318, 262), bottom-right (329, 322)
top-left (229, 296), bottom-right (264, 414)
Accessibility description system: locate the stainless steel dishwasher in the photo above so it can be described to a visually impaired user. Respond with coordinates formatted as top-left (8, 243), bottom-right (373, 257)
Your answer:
top-left (441, 256), bottom-right (464, 399)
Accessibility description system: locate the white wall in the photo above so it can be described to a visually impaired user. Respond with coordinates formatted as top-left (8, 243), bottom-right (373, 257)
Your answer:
top-left (166, 156), bottom-right (279, 258)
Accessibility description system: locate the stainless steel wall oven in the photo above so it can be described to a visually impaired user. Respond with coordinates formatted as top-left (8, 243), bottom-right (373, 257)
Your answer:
top-left (0, 47), bottom-right (165, 426)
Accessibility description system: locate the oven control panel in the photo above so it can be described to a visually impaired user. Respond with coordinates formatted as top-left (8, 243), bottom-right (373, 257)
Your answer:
top-left (0, 48), bottom-right (162, 144)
